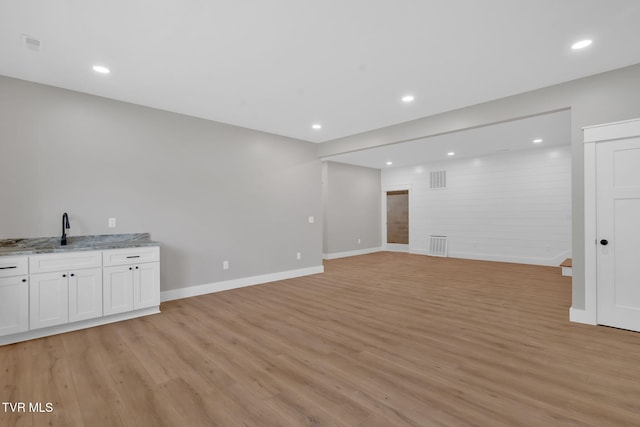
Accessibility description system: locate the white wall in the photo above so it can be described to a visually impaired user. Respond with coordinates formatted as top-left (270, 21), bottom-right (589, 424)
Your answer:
top-left (381, 146), bottom-right (572, 266)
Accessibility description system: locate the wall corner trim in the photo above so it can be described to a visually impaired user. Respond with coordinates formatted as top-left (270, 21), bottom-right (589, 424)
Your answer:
top-left (160, 265), bottom-right (325, 302)
top-left (569, 306), bottom-right (597, 325)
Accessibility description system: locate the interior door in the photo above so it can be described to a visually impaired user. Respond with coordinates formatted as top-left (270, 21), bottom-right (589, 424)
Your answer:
top-left (596, 136), bottom-right (640, 331)
top-left (386, 190), bottom-right (409, 244)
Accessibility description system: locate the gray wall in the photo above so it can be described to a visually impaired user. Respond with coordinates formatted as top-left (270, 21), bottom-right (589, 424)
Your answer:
top-left (322, 161), bottom-right (381, 255)
top-left (0, 76), bottom-right (322, 292)
top-left (318, 63), bottom-right (640, 310)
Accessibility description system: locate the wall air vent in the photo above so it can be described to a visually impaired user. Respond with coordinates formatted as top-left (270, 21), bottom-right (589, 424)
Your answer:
top-left (428, 235), bottom-right (448, 257)
top-left (21, 34), bottom-right (42, 52)
top-left (430, 170), bottom-right (447, 189)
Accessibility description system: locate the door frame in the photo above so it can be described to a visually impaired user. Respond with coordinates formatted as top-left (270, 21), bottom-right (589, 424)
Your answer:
top-left (577, 118), bottom-right (640, 325)
top-left (382, 184), bottom-right (411, 252)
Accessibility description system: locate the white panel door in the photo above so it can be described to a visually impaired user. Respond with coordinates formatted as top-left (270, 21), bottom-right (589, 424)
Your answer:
top-left (103, 265), bottom-right (134, 315)
top-left (30, 272), bottom-right (69, 329)
top-left (133, 262), bottom-right (160, 310)
top-left (69, 268), bottom-right (103, 322)
top-left (597, 136), bottom-right (640, 330)
top-left (0, 276), bottom-right (29, 336)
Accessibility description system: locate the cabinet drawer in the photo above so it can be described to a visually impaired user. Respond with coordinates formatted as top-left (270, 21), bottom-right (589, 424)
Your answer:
top-left (103, 246), bottom-right (159, 266)
top-left (29, 251), bottom-right (102, 274)
top-left (0, 256), bottom-right (29, 277)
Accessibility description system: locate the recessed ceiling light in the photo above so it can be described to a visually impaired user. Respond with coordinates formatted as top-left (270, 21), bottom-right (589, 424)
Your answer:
top-left (402, 95), bottom-right (415, 103)
top-left (386, 161), bottom-right (393, 166)
top-left (312, 123), bottom-right (322, 130)
top-left (92, 65), bottom-right (110, 74)
top-left (571, 39), bottom-right (592, 50)
top-left (447, 152), bottom-right (455, 156)
top-left (533, 138), bottom-right (543, 144)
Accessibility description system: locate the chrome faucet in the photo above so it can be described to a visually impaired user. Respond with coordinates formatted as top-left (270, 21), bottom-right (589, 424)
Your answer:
top-left (61, 212), bottom-right (70, 245)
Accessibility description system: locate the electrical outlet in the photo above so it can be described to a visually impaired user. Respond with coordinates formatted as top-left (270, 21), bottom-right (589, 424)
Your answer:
top-left (308, 216), bottom-right (314, 224)
top-left (108, 218), bottom-right (116, 228)
top-left (223, 260), bottom-right (229, 270)
top-left (297, 252), bottom-right (301, 260)
top-left (358, 238), bottom-right (361, 244)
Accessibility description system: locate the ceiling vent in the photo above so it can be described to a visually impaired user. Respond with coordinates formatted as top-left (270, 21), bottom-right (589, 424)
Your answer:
top-left (21, 34), bottom-right (42, 52)
top-left (430, 170), bottom-right (447, 189)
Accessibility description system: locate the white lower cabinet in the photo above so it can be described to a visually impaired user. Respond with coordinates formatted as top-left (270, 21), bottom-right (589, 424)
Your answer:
top-left (103, 246), bottom-right (160, 315)
top-left (29, 251), bottom-right (104, 330)
top-left (30, 267), bottom-right (102, 329)
top-left (69, 267), bottom-right (103, 322)
top-left (103, 265), bottom-right (134, 315)
top-left (0, 275), bottom-right (29, 336)
top-left (135, 262), bottom-right (160, 310)
top-left (0, 245), bottom-right (160, 345)
top-left (103, 261), bottom-right (160, 315)
top-left (30, 272), bottom-right (69, 329)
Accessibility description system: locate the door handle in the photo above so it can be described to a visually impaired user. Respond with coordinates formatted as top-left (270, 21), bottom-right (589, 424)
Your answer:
top-left (600, 239), bottom-right (609, 246)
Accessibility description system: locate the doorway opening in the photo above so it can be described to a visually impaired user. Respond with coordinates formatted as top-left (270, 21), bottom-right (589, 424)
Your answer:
top-left (386, 190), bottom-right (409, 245)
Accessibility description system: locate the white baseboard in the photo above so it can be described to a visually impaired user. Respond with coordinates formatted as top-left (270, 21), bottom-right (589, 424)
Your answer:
top-left (327, 247), bottom-right (569, 267)
top-left (448, 250), bottom-right (571, 267)
top-left (409, 248), bottom-right (428, 255)
top-left (323, 247), bottom-right (382, 260)
top-left (569, 306), bottom-right (597, 325)
top-left (160, 265), bottom-right (325, 302)
top-left (384, 243), bottom-right (409, 252)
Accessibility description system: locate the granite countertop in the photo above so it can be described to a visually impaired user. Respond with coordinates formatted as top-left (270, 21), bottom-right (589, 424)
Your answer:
top-left (0, 233), bottom-right (159, 256)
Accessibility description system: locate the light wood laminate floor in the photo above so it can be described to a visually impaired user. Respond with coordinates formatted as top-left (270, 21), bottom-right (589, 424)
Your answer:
top-left (2, 252), bottom-right (640, 426)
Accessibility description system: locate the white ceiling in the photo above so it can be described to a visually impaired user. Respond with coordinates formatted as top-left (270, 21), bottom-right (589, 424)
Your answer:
top-left (1, 1), bottom-right (639, 143)
top-left (321, 109), bottom-right (571, 169)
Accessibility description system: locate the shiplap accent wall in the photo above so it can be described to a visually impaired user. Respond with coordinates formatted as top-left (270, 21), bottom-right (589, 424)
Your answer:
top-left (381, 146), bottom-right (571, 266)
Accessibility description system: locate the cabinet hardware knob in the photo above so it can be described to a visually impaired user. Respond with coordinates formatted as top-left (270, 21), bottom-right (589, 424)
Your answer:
top-left (22, 278), bottom-right (27, 283)
top-left (70, 273), bottom-right (75, 277)
top-left (600, 239), bottom-right (609, 246)
top-left (62, 274), bottom-right (66, 278)
top-left (129, 267), bottom-right (133, 270)
top-left (135, 266), bottom-right (139, 269)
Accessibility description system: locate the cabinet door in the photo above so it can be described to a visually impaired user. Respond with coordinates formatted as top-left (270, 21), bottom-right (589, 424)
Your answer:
top-left (69, 268), bottom-right (103, 322)
top-left (134, 262), bottom-right (160, 310)
top-left (103, 265), bottom-right (134, 315)
top-left (30, 272), bottom-right (69, 329)
top-left (0, 275), bottom-right (29, 336)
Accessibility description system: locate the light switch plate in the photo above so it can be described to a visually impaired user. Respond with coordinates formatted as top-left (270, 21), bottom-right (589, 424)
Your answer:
top-left (308, 216), bottom-right (314, 224)
top-left (108, 218), bottom-right (116, 228)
